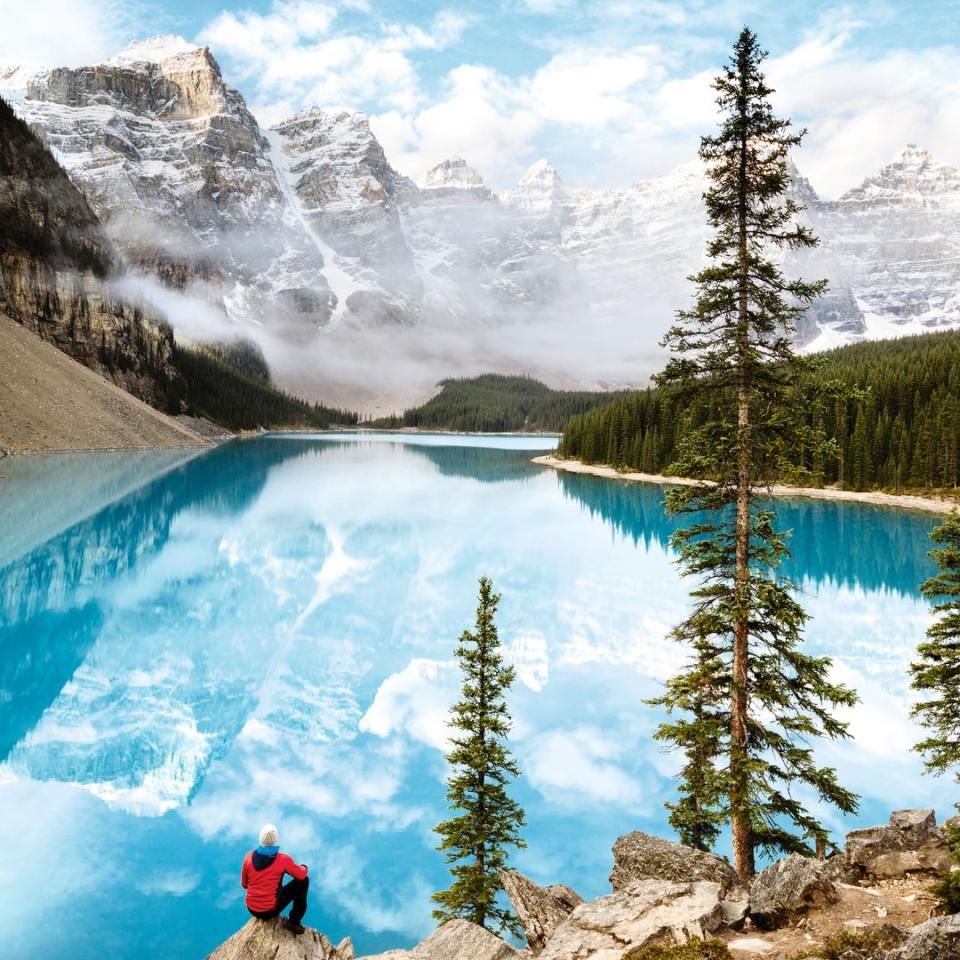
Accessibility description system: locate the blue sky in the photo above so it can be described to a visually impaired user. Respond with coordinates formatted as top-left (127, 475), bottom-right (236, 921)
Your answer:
top-left (2, 0), bottom-right (959, 193)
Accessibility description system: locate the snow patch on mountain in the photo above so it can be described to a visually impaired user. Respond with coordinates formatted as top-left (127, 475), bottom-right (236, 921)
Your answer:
top-left (264, 127), bottom-right (363, 323)
top-left (502, 159), bottom-right (564, 216)
top-left (422, 156), bottom-right (486, 191)
top-left (103, 35), bottom-right (201, 69)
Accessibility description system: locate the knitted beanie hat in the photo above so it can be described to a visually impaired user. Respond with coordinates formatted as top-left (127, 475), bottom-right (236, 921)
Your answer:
top-left (259, 823), bottom-right (279, 847)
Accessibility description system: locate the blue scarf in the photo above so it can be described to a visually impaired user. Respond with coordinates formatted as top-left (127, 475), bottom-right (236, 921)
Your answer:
top-left (256, 845), bottom-right (279, 857)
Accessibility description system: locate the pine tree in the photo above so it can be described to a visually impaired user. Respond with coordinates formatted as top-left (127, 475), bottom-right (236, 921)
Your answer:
top-left (432, 577), bottom-right (526, 935)
top-left (649, 636), bottom-right (725, 851)
top-left (649, 27), bottom-right (859, 878)
top-left (910, 511), bottom-right (960, 781)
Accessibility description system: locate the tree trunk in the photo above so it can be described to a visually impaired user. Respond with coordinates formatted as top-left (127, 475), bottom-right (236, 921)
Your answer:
top-left (475, 637), bottom-right (488, 928)
top-left (731, 101), bottom-right (755, 881)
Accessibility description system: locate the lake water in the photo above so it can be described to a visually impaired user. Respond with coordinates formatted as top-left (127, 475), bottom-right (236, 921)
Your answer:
top-left (0, 434), bottom-right (950, 959)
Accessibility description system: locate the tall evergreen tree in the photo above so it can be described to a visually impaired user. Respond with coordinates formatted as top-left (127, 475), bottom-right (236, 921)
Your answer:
top-left (433, 577), bottom-right (526, 935)
top-left (910, 511), bottom-right (960, 782)
top-left (650, 27), bottom-right (859, 878)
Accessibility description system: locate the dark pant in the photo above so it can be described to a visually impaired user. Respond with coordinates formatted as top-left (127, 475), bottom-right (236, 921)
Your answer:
top-left (250, 876), bottom-right (309, 924)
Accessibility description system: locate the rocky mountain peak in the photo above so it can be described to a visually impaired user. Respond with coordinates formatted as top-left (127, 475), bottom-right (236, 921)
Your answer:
top-left (26, 36), bottom-right (239, 124)
top-left (272, 108), bottom-right (414, 205)
top-left (274, 109), bottom-right (381, 167)
top-left (520, 158), bottom-right (561, 186)
top-left (787, 159), bottom-right (819, 204)
top-left (502, 159), bottom-right (565, 215)
top-left (841, 144), bottom-right (960, 207)
top-left (102, 35), bottom-right (202, 70)
top-left (423, 156), bottom-right (485, 190)
top-left (899, 143), bottom-right (934, 166)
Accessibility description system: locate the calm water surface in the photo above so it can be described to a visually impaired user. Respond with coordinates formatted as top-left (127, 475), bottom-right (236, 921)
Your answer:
top-left (0, 434), bottom-right (949, 959)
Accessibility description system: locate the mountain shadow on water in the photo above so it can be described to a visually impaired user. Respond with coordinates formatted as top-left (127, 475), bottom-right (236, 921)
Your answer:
top-left (0, 439), bottom-right (317, 624)
top-left (556, 471), bottom-right (939, 597)
top-left (0, 438), bottom-right (324, 762)
top-left (404, 442), bottom-right (548, 484)
top-left (0, 602), bottom-right (102, 762)
top-left (301, 435), bottom-right (550, 484)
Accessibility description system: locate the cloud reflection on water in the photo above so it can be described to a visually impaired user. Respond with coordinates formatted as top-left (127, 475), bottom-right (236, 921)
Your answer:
top-left (0, 435), bottom-right (947, 959)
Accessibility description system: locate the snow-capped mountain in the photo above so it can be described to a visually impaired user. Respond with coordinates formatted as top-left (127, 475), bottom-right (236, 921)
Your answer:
top-left (800, 145), bottom-right (960, 348)
top-left (8, 35), bottom-right (960, 393)
top-left (269, 107), bottom-right (421, 325)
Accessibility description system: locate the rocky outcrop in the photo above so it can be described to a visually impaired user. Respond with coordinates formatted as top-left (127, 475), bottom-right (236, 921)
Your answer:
top-left (0, 253), bottom-right (178, 405)
top-left (610, 831), bottom-right (740, 895)
top-left (207, 918), bottom-right (354, 960)
top-left (538, 879), bottom-right (724, 960)
top-left (748, 853), bottom-right (838, 931)
top-left (498, 869), bottom-right (583, 953)
top-left (845, 809), bottom-right (951, 879)
top-left (358, 919), bottom-right (519, 960)
top-left (889, 914), bottom-right (960, 960)
top-left (0, 93), bottom-right (179, 406)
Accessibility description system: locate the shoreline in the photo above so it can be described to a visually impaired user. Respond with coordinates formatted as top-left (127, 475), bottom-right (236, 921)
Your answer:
top-left (281, 426), bottom-right (563, 438)
top-left (1, 426), bottom-right (560, 458)
top-left (534, 455), bottom-right (959, 515)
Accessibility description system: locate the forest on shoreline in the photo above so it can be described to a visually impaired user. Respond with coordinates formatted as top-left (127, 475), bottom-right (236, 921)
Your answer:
top-left (558, 329), bottom-right (960, 494)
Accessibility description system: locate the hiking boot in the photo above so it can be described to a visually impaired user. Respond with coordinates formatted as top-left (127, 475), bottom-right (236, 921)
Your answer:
top-left (283, 918), bottom-right (305, 935)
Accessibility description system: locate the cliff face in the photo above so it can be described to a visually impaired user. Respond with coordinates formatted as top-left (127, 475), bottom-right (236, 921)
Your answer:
top-left (14, 37), bottom-right (332, 337)
top-left (0, 95), bottom-right (178, 405)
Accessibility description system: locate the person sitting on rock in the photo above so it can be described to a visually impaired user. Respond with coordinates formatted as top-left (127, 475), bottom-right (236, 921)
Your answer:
top-left (241, 823), bottom-right (310, 935)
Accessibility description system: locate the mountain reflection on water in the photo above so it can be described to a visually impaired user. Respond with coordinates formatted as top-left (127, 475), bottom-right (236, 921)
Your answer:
top-left (0, 435), bottom-right (946, 960)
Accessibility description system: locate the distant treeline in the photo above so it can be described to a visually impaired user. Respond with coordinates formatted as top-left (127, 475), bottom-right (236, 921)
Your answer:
top-left (559, 330), bottom-right (960, 492)
top-left (374, 374), bottom-right (626, 433)
top-left (169, 342), bottom-right (358, 431)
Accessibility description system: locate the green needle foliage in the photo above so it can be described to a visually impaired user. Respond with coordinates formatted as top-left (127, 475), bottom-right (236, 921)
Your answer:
top-left (559, 329), bottom-right (960, 494)
top-left (648, 27), bottom-right (859, 878)
top-left (910, 510), bottom-right (960, 781)
top-left (433, 577), bottom-right (526, 936)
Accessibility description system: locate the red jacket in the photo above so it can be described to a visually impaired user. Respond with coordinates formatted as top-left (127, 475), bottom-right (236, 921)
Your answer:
top-left (241, 851), bottom-right (308, 913)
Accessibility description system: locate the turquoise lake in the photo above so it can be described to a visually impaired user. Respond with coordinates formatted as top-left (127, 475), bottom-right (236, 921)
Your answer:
top-left (0, 433), bottom-right (952, 959)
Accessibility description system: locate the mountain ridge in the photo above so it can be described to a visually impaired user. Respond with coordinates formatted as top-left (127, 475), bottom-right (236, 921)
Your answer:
top-left (7, 35), bottom-right (960, 403)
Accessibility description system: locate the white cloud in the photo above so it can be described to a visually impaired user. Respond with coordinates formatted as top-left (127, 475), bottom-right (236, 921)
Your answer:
top-left (0, 0), bottom-right (134, 68)
top-left (530, 45), bottom-right (665, 127)
top-left (359, 657), bottom-right (456, 751)
top-left (136, 869), bottom-right (201, 897)
top-left (765, 33), bottom-right (960, 196)
top-left (201, 3), bottom-right (469, 116)
top-left (518, 0), bottom-right (578, 12)
top-left (182, 1), bottom-right (960, 194)
top-left (524, 725), bottom-right (645, 808)
top-left (372, 65), bottom-right (541, 185)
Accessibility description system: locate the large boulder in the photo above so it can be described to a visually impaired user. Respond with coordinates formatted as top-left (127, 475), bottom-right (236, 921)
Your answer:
top-left (538, 879), bottom-right (724, 960)
top-left (610, 832), bottom-right (740, 895)
top-left (845, 809), bottom-right (951, 879)
top-left (749, 854), bottom-right (838, 931)
top-left (358, 919), bottom-right (519, 960)
top-left (207, 918), bottom-right (355, 960)
top-left (888, 914), bottom-right (960, 960)
top-left (499, 869), bottom-right (583, 954)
